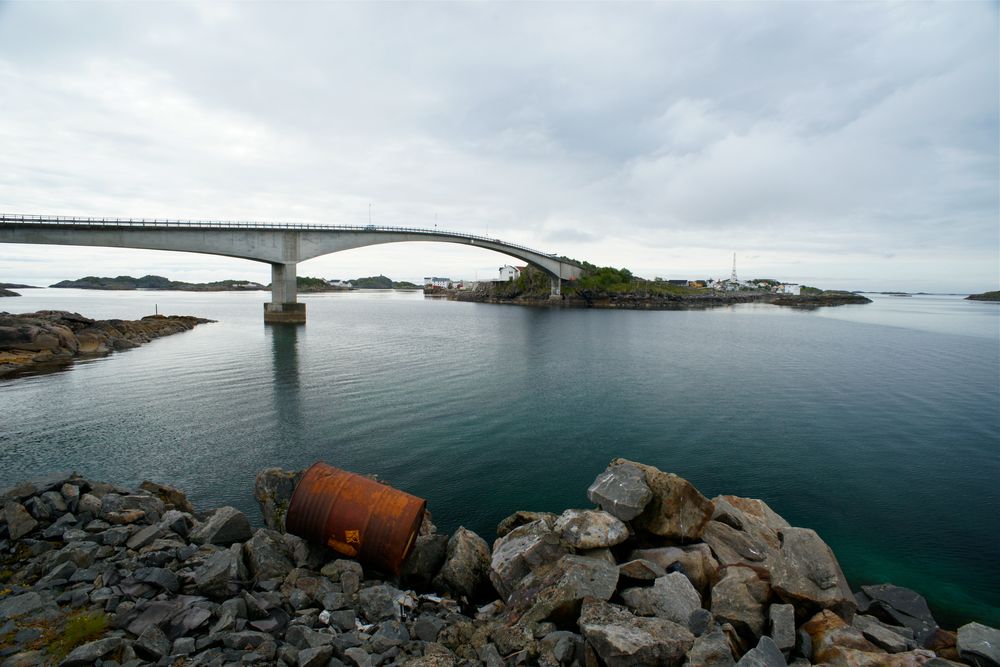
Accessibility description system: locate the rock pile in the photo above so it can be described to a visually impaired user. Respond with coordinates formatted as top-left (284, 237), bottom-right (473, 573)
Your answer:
top-left (1, 459), bottom-right (997, 667)
top-left (0, 311), bottom-right (213, 378)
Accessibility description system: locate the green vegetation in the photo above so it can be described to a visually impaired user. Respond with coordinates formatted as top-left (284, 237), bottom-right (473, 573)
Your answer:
top-left (966, 290), bottom-right (1000, 302)
top-left (48, 611), bottom-right (110, 660)
top-left (295, 276), bottom-right (330, 289)
top-left (800, 285), bottom-right (823, 295)
top-left (51, 275), bottom-right (263, 290)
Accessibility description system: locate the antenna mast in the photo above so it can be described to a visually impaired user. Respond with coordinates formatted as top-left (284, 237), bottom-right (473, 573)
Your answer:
top-left (731, 252), bottom-right (738, 283)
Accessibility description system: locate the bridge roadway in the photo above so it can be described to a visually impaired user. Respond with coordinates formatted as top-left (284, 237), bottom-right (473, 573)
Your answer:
top-left (0, 214), bottom-right (584, 323)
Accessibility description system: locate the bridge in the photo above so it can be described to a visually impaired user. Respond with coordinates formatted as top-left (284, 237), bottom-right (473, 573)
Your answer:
top-left (0, 214), bottom-right (584, 323)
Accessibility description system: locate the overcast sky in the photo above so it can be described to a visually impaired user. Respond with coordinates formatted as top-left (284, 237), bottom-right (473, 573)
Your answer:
top-left (1, 1), bottom-right (997, 292)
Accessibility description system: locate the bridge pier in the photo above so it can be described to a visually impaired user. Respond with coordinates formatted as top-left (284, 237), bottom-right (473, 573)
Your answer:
top-left (264, 262), bottom-right (306, 324)
top-left (550, 276), bottom-right (562, 299)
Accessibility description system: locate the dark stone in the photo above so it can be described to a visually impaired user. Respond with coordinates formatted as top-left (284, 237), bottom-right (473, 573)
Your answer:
top-left (399, 533), bottom-right (449, 590)
top-left (135, 624), bottom-right (171, 660)
top-left (133, 566), bottom-right (179, 593)
top-left (298, 645), bottom-right (334, 667)
top-left (3, 501), bottom-right (38, 540)
top-left (254, 468), bottom-right (301, 533)
top-left (243, 528), bottom-right (295, 582)
top-left (59, 637), bottom-right (124, 666)
top-left (735, 636), bottom-right (787, 667)
top-left (189, 506), bottom-right (252, 546)
top-left (431, 527), bottom-right (491, 600)
top-left (358, 584), bottom-right (404, 623)
top-left (957, 622), bottom-right (1000, 667)
top-left (859, 584), bottom-right (938, 645)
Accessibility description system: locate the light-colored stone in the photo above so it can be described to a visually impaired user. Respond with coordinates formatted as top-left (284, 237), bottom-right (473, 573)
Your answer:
top-left (490, 519), bottom-right (570, 600)
top-left (736, 636), bottom-right (787, 667)
top-left (957, 622), bottom-right (1000, 667)
top-left (579, 598), bottom-right (694, 667)
top-left (505, 554), bottom-right (619, 627)
top-left (587, 462), bottom-right (653, 521)
top-left (554, 509), bottom-right (629, 549)
top-left (630, 544), bottom-right (719, 595)
top-left (611, 459), bottom-right (714, 540)
top-left (770, 527), bottom-right (855, 620)
top-left (712, 567), bottom-right (770, 640)
top-left (432, 527), bottom-right (491, 600)
top-left (3, 501), bottom-right (37, 540)
top-left (621, 572), bottom-right (702, 625)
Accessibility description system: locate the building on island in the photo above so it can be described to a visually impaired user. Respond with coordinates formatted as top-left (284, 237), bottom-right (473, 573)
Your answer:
top-left (498, 265), bottom-right (522, 281)
top-left (423, 277), bottom-right (452, 289)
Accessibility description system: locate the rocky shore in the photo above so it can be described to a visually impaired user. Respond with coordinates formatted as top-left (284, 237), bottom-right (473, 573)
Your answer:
top-left (2, 459), bottom-right (997, 667)
top-left (769, 292), bottom-right (872, 308)
top-left (0, 290), bottom-right (18, 298)
top-left (0, 311), bottom-right (213, 378)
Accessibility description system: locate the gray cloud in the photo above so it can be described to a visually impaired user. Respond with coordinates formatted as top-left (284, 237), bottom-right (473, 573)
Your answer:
top-left (0, 1), bottom-right (996, 291)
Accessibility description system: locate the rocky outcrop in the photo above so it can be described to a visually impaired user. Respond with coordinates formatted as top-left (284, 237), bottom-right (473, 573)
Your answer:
top-left (0, 460), bottom-right (994, 667)
top-left (965, 291), bottom-right (1000, 302)
top-left (0, 310), bottom-right (213, 378)
top-left (771, 292), bottom-right (873, 307)
top-left (0, 288), bottom-right (19, 297)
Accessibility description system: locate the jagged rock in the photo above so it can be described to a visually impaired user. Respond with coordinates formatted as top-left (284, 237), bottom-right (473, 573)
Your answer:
top-left (158, 509), bottom-right (191, 538)
top-left (244, 528), bottom-right (295, 582)
top-left (736, 636), bottom-right (787, 666)
top-left (254, 467), bottom-right (301, 532)
top-left (298, 645), bottom-right (334, 667)
top-left (400, 533), bottom-right (449, 589)
top-left (371, 619), bottom-right (410, 652)
top-left (139, 480), bottom-right (195, 513)
top-left (282, 532), bottom-right (326, 570)
top-left (630, 544), bottom-right (719, 595)
top-left (769, 603), bottom-right (796, 654)
top-left (579, 598), bottom-right (694, 667)
top-left (414, 614), bottom-right (448, 642)
top-left (857, 584), bottom-right (939, 646)
top-left (553, 509), bottom-right (629, 549)
top-left (490, 519), bottom-right (570, 600)
top-left (853, 614), bottom-right (917, 653)
top-left (135, 624), bottom-right (172, 660)
top-left (126, 524), bottom-right (162, 550)
top-left (618, 558), bottom-right (667, 581)
top-left (957, 622), bottom-right (1000, 667)
top-left (608, 458), bottom-right (714, 541)
top-left (687, 627), bottom-right (737, 666)
top-left (1, 472), bottom-right (75, 501)
top-left (189, 506), bottom-right (252, 546)
top-left (77, 493), bottom-right (102, 516)
top-left (505, 554), bottom-right (618, 626)
top-left (59, 637), bottom-right (124, 666)
top-left (223, 630), bottom-right (273, 649)
top-left (101, 493), bottom-right (165, 522)
top-left (432, 527), bottom-right (491, 600)
top-left (359, 583), bottom-right (405, 622)
top-left (770, 527), bottom-right (855, 620)
top-left (712, 567), bottom-right (770, 640)
top-left (134, 566), bottom-right (179, 593)
top-left (0, 592), bottom-right (53, 620)
top-left (690, 608), bottom-right (714, 636)
top-left (3, 501), bottom-right (38, 540)
top-left (496, 510), bottom-right (558, 537)
top-left (587, 461), bottom-right (653, 521)
top-left (193, 545), bottom-right (246, 599)
top-left (621, 572), bottom-right (702, 625)
top-left (702, 521), bottom-right (775, 572)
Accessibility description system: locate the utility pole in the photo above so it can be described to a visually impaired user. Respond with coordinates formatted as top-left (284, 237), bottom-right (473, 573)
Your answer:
top-left (731, 252), bottom-right (738, 283)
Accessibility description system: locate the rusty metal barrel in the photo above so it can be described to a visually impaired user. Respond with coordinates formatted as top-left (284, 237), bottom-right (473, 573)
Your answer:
top-left (285, 462), bottom-right (426, 575)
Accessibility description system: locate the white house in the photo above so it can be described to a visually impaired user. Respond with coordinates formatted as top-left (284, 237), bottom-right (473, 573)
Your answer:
top-left (498, 265), bottom-right (521, 281)
top-left (424, 277), bottom-right (451, 288)
top-left (780, 283), bottom-right (800, 295)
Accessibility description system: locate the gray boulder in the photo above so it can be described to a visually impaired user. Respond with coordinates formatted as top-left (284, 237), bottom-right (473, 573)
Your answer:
top-left (687, 627), bottom-right (737, 666)
top-left (254, 467), bottom-right (301, 532)
top-left (857, 584), bottom-right (938, 645)
top-left (630, 544), bottom-right (719, 595)
top-left (432, 527), bottom-right (491, 600)
top-left (505, 554), bottom-right (619, 627)
top-left (770, 527), bottom-right (855, 621)
top-left (59, 637), bottom-right (124, 666)
top-left (769, 603), bottom-right (796, 654)
top-left (189, 506), bottom-right (252, 546)
top-left (553, 509), bottom-right (629, 549)
top-left (579, 598), bottom-right (694, 667)
top-left (0, 592), bottom-right (54, 621)
top-left (711, 567), bottom-right (770, 640)
top-left (957, 622), bottom-right (1000, 667)
top-left (611, 458), bottom-right (714, 540)
top-left (400, 533), bottom-right (449, 589)
top-left (139, 480), bottom-right (195, 513)
top-left (852, 614), bottom-right (917, 653)
top-left (243, 528), bottom-right (295, 582)
top-left (193, 545), bottom-right (246, 599)
top-left (587, 461), bottom-right (653, 521)
top-left (358, 584), bottom-right (405, 623)
top-left (735, 636), bottom-right (787, 667)
top-left (490, 519), bottom-right (570, 600)
top-left (3, 501), bottom-right (38, 540)
top-left (621, 571), bottom-right (702, 625)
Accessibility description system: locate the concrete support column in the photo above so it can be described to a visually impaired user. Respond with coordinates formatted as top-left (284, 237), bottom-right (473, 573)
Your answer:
top-left (265, 262), bottom-right (306, 324)
top-left (550, 275), bottom-right (562, 299)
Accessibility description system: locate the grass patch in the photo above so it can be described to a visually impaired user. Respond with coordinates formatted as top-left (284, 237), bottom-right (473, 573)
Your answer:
top-left (46, 610), bottom-right (109, 660)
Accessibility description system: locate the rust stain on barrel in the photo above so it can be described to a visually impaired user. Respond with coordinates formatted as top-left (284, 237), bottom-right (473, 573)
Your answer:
top-left (285, 462), bottom-right (426, 575)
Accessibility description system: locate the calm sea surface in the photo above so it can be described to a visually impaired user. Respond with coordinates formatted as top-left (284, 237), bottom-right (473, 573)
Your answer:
top-left (2, 289), bottom-right (998, 627)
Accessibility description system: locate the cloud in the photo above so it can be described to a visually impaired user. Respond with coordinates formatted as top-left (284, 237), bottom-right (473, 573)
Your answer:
top-left (0, 1), bottom-right (995, 292)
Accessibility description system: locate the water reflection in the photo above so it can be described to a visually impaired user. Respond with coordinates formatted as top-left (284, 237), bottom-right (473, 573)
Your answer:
top-left (267, 323), bottom-right (304, 443)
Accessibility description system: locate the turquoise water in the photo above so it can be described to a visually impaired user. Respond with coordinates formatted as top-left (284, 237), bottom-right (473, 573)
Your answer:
top-left (2, 289), bottom-right (998, 627)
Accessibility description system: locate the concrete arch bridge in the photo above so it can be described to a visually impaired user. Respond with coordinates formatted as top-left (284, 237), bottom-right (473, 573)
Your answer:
top-left (0, 214), bottom-right (584, 323)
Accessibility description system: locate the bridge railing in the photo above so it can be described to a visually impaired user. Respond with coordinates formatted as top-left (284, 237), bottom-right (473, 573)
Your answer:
top-left (0, 213), bottom-right (565, 259)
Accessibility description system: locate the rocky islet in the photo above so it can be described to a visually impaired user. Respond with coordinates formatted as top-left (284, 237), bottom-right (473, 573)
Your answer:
top-left (0, 459), bottom-right (996, 666)
top-left (0, 311), bottom-right (213, 378)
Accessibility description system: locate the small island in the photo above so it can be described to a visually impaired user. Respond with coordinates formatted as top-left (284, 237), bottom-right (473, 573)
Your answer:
top-left (50, 275), bottom-right (266, 291)
top-left (452, 266), bottom-right (872, 310)
top-left (0, 311), bottom-right (213, 378)
top-left (966, 291), bottom-right (1000, 302)
top-left (0, 288), bottom-right (19, 298)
